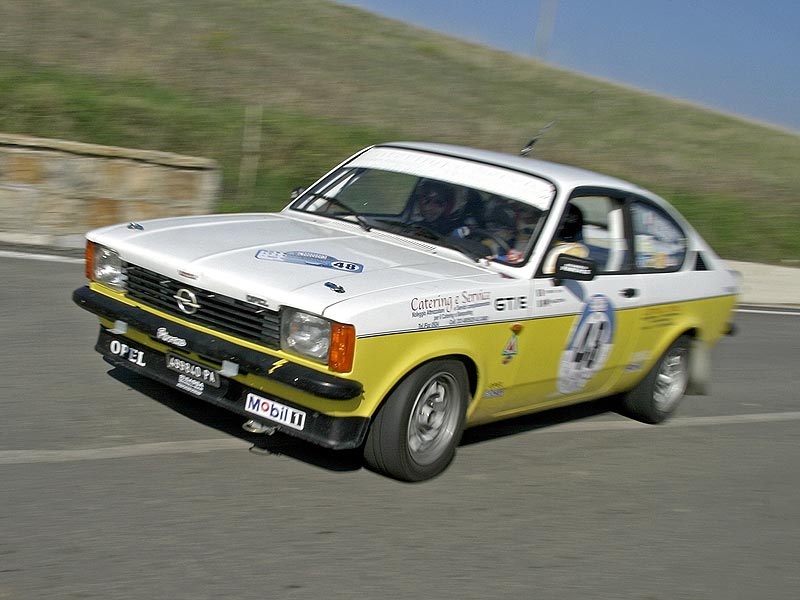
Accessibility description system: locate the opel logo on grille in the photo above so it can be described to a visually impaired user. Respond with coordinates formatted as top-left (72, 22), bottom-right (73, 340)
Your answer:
top-left (174, 288), bottom-right (200, 315)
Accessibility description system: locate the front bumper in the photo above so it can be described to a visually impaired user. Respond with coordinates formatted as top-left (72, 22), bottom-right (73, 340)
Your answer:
top-left (74, 286), bottom-right (369, 450)
top-left (73, 286), bottom-right (363, 399)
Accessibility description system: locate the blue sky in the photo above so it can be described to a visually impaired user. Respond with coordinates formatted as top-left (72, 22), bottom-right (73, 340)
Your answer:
top-left (339, 0), bottom-right (799, 133)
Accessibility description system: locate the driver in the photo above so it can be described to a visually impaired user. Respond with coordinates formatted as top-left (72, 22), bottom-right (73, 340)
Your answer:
top-left (413, 181), bottom-right (458, 234)
top-left (542, 203), bottom-right (590, 273)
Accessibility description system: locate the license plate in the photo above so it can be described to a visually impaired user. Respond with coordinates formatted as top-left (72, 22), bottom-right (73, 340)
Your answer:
top-left (166, 353), bottom-right (221, 388)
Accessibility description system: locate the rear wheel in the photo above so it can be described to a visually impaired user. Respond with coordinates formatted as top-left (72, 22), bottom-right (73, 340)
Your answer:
top-left (622, 335), bottom-right (691, 424)
top-left (364, 360), bottom-right (468, 482)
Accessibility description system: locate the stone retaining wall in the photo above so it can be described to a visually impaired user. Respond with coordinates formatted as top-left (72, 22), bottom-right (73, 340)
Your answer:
top-left (0, 133), bottom-right (220, 248)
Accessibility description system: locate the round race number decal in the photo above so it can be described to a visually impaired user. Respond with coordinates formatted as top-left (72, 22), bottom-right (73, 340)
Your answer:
top-left (558, 294), bottom-right (615, 394)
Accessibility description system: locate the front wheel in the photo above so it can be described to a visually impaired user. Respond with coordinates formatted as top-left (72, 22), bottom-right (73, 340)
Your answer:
top-left (364, 360), bottom-right (469, 482)
top-left (621, 335), bottom-right (691, 424)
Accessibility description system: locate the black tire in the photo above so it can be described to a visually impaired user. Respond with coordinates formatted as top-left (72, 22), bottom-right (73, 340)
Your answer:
top-left (622, 335), bottom-right (691, 424)
top-left (364, 360), bottom-right (469, 482)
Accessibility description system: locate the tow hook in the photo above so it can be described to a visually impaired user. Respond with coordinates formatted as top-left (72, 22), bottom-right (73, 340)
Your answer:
top-left (242, 419), bottom-right (277, 435)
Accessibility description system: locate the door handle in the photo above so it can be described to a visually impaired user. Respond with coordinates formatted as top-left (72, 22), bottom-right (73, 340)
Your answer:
top-left (620, 288), bottom-right (639, 298)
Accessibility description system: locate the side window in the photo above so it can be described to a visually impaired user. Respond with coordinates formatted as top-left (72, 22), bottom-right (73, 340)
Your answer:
top-left (543, 195), bottom-right (628, 274)
top-left (630, 201), bottom-right (687, 271)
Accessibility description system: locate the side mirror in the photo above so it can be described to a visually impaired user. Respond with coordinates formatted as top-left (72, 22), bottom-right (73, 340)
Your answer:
top-left (553, 254), bottom-right (596, 286)
top-left (290, 187), bottom-right (306, 200)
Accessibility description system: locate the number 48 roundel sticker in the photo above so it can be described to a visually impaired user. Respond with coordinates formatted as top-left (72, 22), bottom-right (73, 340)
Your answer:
top-left (557, 294), bottom-right (615, 394)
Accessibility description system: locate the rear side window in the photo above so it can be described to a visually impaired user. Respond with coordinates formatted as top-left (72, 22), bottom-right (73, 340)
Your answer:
top-left (551, 195), bottom-right (629, 274)
top-left (630, 201), bottom-right (687, 271)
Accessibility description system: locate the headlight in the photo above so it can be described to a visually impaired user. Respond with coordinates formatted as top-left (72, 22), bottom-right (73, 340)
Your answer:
top-left (281, 308), bottom-right (356, 372)
top-left (281, 308), bottom-right (332, 361)
top-left (86, 242), bottom-right (127, 291)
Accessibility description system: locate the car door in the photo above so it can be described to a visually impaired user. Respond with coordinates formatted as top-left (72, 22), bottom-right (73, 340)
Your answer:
top-left (615, 194), bottom-right (692, 382)
top-left (496, 187), bottom-right (647, 418)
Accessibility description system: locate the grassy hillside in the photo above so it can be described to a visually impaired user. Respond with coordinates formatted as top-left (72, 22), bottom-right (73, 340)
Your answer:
top-left (0, 0), bottom-right (798, 264)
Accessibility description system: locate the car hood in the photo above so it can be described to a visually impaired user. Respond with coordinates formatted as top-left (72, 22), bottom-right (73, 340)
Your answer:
top-left (89, 212), bottom-right (498, 315)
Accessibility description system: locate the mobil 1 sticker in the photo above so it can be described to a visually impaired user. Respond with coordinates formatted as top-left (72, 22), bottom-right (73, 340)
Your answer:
top-left (245, 393), bottom-right (306, 431)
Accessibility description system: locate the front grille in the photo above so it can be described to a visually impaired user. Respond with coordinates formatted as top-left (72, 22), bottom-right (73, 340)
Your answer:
top-left (125, 263), bottom-right (281, 349)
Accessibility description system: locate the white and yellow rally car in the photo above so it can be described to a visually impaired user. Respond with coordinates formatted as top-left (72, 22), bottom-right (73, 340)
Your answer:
top-left (73, 142), bottom-right (739, 481)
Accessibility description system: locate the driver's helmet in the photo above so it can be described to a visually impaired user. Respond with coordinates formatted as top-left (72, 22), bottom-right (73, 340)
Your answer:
top-left (414, 180), bottom-right (455, 216)
top-left (560, 204), bottom-right (584, 243)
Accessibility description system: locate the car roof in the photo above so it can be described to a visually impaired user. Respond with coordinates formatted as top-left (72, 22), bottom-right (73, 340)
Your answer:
top-left (378, 141), bottom-right (650, 197)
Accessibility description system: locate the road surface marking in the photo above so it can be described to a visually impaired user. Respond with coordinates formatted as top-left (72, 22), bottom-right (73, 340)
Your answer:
top-left (540, 411), bottom-right (800, 433)
top-left (0, 250), bottom-right (83, 264)
top-left (0, 439), bottom-right (248, 465)
top-left (735, 308), bottom-right (800, 316)
top-left (3, 411), bottom-right (800, 465)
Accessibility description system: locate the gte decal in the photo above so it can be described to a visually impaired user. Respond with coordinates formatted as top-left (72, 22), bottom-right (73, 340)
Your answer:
top-left (494, 296), bottom-right (528, 311)
top-left (557, 294), bottom-right (615, 394)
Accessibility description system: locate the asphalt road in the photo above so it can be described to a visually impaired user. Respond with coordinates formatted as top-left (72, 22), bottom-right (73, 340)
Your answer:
top-left (2, 253), bottom-right (799, 600)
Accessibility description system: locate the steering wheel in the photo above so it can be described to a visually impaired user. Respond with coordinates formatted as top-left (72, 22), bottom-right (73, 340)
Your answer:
top-left (466, 228), bottom-right (512, 254)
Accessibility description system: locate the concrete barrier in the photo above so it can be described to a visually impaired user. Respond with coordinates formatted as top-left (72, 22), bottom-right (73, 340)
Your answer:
top-left (726, 261), bottom-right (800, 308)
top-left (0, 133), bottom-right (220, 249)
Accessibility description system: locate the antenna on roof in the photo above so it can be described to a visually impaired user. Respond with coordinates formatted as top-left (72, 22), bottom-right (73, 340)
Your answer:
top-left (520, 120), bottom-right (556, 157)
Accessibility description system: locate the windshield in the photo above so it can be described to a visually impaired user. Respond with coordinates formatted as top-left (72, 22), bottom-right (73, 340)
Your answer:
top-left (290, 149), bottom-right (554, 265)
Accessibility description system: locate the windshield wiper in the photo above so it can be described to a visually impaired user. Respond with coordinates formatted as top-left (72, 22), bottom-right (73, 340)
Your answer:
top-left (304, 193), bottom-right (371, 232)
top-left (371, 219), bottom-right (442, 241)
